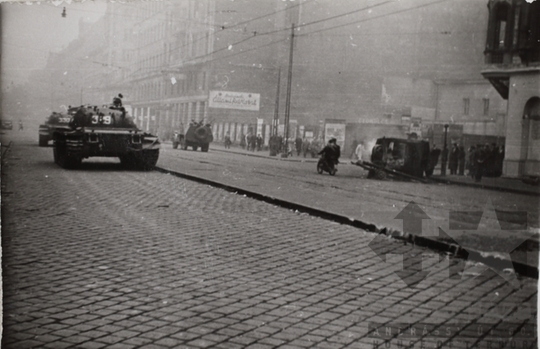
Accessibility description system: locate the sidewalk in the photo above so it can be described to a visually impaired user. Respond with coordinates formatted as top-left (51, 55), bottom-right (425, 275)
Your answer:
top-left (203, 142), bottom-right (540, 196)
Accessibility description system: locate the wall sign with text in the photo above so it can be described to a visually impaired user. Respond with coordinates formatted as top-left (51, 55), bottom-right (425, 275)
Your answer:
top-left (209, 91), bottom-right (260, 111)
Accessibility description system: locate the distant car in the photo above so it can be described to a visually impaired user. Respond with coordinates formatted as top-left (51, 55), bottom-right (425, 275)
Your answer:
top-left (1, 120), bottom-right (13, 130)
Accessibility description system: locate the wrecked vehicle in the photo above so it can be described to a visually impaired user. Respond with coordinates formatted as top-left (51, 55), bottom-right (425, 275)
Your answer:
top-left (352, 137), bottom-right (432, 181)
top-left (52, 104), bottom-right (160, 170)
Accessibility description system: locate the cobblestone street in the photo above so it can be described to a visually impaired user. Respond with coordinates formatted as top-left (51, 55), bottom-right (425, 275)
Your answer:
top-left (2, 131), bottom-right (538, 348)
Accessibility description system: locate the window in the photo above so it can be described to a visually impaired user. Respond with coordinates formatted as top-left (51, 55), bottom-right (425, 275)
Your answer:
top-left (463, 98), bottom-right (470, 116)
top-left (494, 4), bottom-right (509, 49)
top-left (483, 98), bottom-right (490, 116)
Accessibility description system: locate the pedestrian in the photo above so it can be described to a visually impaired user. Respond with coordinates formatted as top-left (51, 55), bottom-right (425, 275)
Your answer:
top-left (473, 145), bottom-right (488, 182)
top-left (295, 137), bottom-right (303, 156)
top-left (495, 145), bottom-right (505, 177)
top-left (277, 135), bottom-right (283, 153)
top-left (18, 120), bottom-right (23, 131)
top-left (250, 134), bottom-right (257, 151)
top-left (256, 134), bottom-right (263, 151)
top-left (488, 143), bottom-right (499, 177)
top-left (112, 93), bottom-right (123, 108)
top-left (224, 132), bottom-right (232, 149)
top-left (458, 145), bottom-right (466, 175)
top-left (287, 140), bottom-right (294, 157)
top-left (69, 106), bottom-right (90, 129)
top-left (350, 139), bottom-right (359, 158)
top-left (240, 134), bottom-right (246, 149)
top-left (482, 143), bottom-right (495, 176)
top-left (448, 143), bottom-right (459, 175)
top-left (355, 141), bottom-right (365, 161)
top-left (426, 144), bottom-right (441, 177)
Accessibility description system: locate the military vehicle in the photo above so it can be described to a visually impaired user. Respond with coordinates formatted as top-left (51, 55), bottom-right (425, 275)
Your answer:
top-left (182, 121), bottom-right (213, 152)
top-left (353, 137), bottom-right (431, 181)
top-left (39, 110), bottom-right (75, 146)
top-left (52, 104), bottom-right (160, 170)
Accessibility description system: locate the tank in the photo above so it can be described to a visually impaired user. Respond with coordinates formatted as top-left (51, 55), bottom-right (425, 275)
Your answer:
top-left (182, 121), bottom-right (213, 152)
top-left (52, 104), bottom-right (160, 170)
top-left (38, 108), bottom-right (77, 146)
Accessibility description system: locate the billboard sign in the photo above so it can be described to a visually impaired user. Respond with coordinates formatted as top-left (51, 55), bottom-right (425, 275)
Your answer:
top-left (209, 91), bottom-right (260, 111)
top-left (324, 119), bottom-right (346, 148)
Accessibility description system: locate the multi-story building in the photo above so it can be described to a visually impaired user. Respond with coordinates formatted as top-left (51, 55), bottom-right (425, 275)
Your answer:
top-left (126, 0), bottom-right (300, 143)
top-left (37, 0), bottom-right (525, 154)
top-left (481, 0), bottom-right (540, 178)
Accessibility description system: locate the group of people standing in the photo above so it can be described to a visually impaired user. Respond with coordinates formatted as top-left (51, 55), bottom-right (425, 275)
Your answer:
top-left (440, 142), bottom-right (504, 182)
top-left (466, 143), bottom-right (505, 182)
top-left (229, 133), bottom-right (263, 151)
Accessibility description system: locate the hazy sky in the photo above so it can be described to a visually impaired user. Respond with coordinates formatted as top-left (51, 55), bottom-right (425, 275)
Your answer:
top-left (1, 0), bottom-right (107, 88)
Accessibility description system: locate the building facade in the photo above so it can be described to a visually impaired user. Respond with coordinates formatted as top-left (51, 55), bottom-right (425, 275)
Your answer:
top-left (481, 0), bottom-right (540, 178)
top-left (32, 0), bottom-right (526, 154)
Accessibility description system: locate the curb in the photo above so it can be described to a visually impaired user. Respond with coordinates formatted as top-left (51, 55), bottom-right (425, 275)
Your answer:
top-left (204, 145), bottom-right (540, 197)
top-left (429, 176), bottom-right (539, 197)
top-left (155, 165), bottom-right (538, 280)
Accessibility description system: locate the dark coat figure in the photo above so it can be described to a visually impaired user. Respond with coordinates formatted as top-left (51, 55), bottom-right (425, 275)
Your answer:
top-left (481, 143), bottom-right (496, 176)
top-left (473, 145), bottom-right (488, 182)
top-left (224, 133), bottom-right (232, 149)
top-left (495, 145), bottom-right (505, 177)
top-left (448, 144), bottom-right (459, 175)
top-left (487, 143), bottom-right (500, 177)
top-left (295, 137), bottom-right (303, 156)
top-left (277, 136), bottom-right (283, 153)
top-left (249, 134), bottom-right (257, 151)
top-left (69, 107), bottom-right (90, 129)
top-left (318, 139), bottom-right (341, 165)
top-left (256, 135), bottom-right (263, 151)
top-left (113, 93), bottom-right (123, 108)
top-left (240, 134), bottom-right (246, 149)
top-left (458, 146), bottom-right (466, 175)
top-left (440, 147), bottom-right (448, 175)
top-left (426, 146), bottom-right (441, 177)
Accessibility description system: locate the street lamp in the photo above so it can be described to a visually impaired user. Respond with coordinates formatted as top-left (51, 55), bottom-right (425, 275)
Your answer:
top-left (441, 124), bottom-right (449, 176)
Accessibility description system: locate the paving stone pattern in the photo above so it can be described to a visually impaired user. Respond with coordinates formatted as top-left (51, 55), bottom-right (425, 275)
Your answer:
top-left (1, 136), bottom-right (538, 349)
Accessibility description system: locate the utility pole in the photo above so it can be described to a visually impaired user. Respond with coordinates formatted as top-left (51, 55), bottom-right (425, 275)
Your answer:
top-left (272, 67), bottom-right (281, 137)
top-left (283, 23), bottom-right (295, 158)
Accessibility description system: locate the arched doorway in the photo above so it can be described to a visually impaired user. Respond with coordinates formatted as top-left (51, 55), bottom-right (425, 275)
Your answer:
top-left (521, 96), bottom-right (540, 176)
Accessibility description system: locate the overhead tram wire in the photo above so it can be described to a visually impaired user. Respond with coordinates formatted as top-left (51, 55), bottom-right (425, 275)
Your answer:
top-left (296, 0), bottom-right (451, 38)
top-left (223, 0), bottom-right (316, 31)
top-left (179, 0), bottom-right (395, 66)
top-left (164, 0), bottom-right (316, 61)
top-left (3, 42), bottom-right (126, 71)
top-left (182, 0), bottom-right (453, 68)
